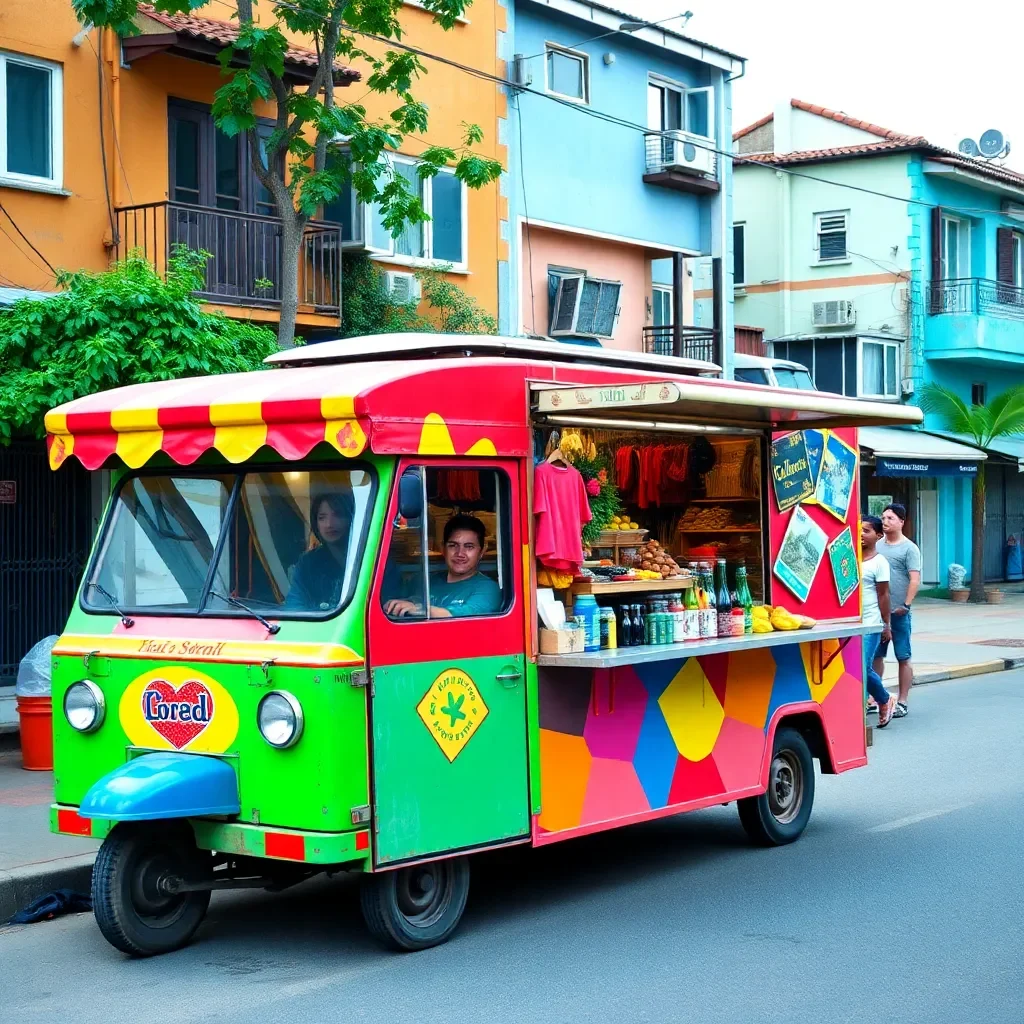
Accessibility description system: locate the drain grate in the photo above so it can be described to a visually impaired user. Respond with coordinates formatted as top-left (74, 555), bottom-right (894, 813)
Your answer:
top-left (974, 638), bottom-right (1024, 648)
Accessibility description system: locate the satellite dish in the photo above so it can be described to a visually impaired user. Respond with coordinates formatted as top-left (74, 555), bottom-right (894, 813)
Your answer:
top-left (979, 129), bottom-right (1005, 157)
top-left (959, 138), bottom-right (980, 157)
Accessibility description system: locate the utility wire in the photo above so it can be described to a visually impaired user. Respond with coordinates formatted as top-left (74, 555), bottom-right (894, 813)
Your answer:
top-left (0, 202), bottom-right (57, 276)
top-left (513, 12), bottom-right (694, 63)
top-left (88, 32), bottom-right (135, 205)
top-left (207, 0), bottom-right (1017, 220)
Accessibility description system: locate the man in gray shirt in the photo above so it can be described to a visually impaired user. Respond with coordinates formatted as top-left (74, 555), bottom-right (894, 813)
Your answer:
top-left (872, 503), bottom-right (922, 719)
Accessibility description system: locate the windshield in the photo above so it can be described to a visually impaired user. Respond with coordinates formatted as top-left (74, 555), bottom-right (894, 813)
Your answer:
top-left (84, 465), bottom-right (376, 619)
top-left (773, 368), bottom-right (816, 390)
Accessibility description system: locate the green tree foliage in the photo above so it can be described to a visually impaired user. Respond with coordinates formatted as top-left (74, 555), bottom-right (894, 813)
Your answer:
top-left (0, 248), bottom-right (278, 441)
top-left (72, 0), bottom-right (503, 346)
top-left (920, 382), bottom-right (1024, 601)
top-left (340, 255), bottom-right (496, 337)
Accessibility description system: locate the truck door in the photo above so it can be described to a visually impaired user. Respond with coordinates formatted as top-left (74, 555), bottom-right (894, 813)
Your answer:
top-left (367, 459), bottom-right (530, 865)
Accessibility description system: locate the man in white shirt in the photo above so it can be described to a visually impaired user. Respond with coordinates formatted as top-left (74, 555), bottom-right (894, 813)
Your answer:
top-left (861, 516), bottom-right (896, 727)
top-left (873, 503), bottom-right (922, 719)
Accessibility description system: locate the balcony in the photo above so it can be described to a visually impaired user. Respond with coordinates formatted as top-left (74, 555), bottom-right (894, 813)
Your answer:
top-left (642, 325), bottom-right (719, 365)
top-left (642, 131), bottom-right (720, 196)
top-left (115, 202), bottom-right (342, 317)
top-left (924, 278), bottom-right (1024, 366)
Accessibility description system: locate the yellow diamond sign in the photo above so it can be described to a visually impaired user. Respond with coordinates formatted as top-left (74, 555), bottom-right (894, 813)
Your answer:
top-left (416, 668), bottom-right (489, 762)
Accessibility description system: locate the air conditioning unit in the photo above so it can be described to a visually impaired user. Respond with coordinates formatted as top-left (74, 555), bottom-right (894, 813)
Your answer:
top-left (812, 299), bottom-right (856, 327)
top-left (663, 132), bottom-right (716, 177)
top-left (383, 271), bottom-right (421, 304)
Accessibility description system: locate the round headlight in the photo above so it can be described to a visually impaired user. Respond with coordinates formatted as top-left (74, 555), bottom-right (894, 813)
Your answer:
top-left (257, 691), bottom-right (303, 749)
top-left (64, 680), bottom-right (105, 733)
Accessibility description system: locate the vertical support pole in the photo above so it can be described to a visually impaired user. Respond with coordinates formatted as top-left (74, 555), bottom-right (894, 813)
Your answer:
top-left (672, 251), bottom-right (685, 358)
top-left (712, 256), bottom-right (723, 370)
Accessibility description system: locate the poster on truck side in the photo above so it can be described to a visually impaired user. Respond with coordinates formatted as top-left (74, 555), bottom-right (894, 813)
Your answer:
top-left (770, 432), bottom-right (815, 512)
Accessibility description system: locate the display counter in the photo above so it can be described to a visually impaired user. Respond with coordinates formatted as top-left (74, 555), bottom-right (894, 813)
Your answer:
top-left (536, 620), bottom-right (875, 667)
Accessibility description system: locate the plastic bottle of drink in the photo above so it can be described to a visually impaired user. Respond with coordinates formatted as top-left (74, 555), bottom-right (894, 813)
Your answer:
top-left (736, 563), bottom-right (754, 635)
top-left (682, 568), bottom-right (701, 640)
top-left (715, 558), bottom-right (732, 637)
top-left (698, 563), bottom-right (718, 638)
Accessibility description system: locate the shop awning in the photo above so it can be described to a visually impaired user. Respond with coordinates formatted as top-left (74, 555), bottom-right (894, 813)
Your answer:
top-left (923, 431), bottom-right (1024, 473)
top-left (859, 427), bottom-right (986, 477)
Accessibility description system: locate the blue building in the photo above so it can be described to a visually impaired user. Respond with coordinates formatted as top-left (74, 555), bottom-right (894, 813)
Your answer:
top-left (501, 0), bottom-right (743, 373)
top-left (733, 100), bottom-right (1024, 584)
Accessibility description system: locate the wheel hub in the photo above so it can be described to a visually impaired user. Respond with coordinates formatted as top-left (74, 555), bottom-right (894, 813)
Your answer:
top-left (396, 863), bottom-right (451, 926)
top-left (768, 751), bottom-right (803, 825)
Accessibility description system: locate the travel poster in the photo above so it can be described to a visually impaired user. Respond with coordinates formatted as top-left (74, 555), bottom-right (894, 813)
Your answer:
top-left (801, 428), bottom-right (827, 503)
top-left (814, 431), bottom-right (858, 522)
top-left (828, 526), bottom-right (860, 605)
top-left (770, 431), bottom-right (815, 512)
top-left (773, 505), bottom-right (828, 603)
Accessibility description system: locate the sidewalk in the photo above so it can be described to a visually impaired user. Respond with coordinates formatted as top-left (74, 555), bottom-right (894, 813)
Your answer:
top-left (1, 594), bottom-right (1020, 922)
top-left (878, 591), bottom-right (1024, 686)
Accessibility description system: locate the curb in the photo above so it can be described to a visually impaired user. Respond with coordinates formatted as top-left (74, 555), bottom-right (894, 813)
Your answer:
top-left (0, 854), bottom-right (94, 924)
top-left (912, 659), bottom-right (1008, 685)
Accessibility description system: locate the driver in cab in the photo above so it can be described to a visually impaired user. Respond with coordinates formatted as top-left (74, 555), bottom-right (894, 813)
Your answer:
top-left (384, 514), bottom-right (501, 619)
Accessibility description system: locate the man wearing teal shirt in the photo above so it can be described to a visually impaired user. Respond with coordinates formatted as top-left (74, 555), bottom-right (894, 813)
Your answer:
top-left (384, 514), bottom-right (502, 619)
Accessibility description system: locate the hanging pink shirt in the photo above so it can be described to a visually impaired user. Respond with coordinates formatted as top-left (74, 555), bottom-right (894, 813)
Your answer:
top-left (534, 462), bottom-right (592, 571)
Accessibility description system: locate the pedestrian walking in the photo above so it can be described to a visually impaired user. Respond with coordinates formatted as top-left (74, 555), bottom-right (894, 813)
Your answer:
top-left (861, 516), bottom-right (896, 727)
top-left (872, 503), bottom-right (921, 719)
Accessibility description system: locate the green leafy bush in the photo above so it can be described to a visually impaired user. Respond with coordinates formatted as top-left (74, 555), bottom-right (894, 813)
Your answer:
top-left (0, 248), bottom-right (278, 441)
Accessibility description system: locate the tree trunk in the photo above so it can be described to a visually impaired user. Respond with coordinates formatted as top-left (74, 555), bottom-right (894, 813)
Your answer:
top-left (969, 463), bottom-right (987, 602)
top-left (276, 210), bottom-right (304, 349)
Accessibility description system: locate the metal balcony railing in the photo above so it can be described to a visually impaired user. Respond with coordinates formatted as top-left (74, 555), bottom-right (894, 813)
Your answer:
top-left (642, 325), bottom-right (719, 365)
top-left (643, 130), bottom-right (718, 177)
top-left (115, 202), bottom-right (341, 314)
top-left (926, 277), bottom-right (1024, 321)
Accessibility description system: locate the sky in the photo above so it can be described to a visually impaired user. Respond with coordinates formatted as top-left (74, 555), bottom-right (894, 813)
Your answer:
top-left (614, 0), bottom-right (1024, 163)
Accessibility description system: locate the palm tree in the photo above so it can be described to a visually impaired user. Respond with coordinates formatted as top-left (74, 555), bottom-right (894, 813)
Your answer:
top-left (920, 383), bottom-right (1024, 602)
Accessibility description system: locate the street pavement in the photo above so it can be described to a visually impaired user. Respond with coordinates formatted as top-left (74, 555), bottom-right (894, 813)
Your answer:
top-left (1, 669), bottom-right (1021, 1024)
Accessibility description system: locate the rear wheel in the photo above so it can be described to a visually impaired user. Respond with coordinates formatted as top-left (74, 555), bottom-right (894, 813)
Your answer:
top-left (360, 856), bottom-right (470, 951)
top-left (92, 823), bottom-right (212, 957)
top-left (738, 726), bottom-right (815, 846)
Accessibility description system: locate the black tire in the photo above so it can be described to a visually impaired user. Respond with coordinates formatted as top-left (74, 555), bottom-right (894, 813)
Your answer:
top-left (738, 726), bottom-right (815, 846)
top-left (92, 823), bottom-right (212, 957)
top-left (360, 856), bottom-right (470, 952)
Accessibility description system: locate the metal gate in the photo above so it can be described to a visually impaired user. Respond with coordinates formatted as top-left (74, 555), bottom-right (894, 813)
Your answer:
top-left (983, 465), bottom-right (1024, 582)
top-left (0, 441), bottom-right (92, 684)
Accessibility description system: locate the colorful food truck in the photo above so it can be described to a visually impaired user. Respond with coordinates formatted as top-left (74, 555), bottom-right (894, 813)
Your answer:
top-left (45, 336), bottom-right (921, 956)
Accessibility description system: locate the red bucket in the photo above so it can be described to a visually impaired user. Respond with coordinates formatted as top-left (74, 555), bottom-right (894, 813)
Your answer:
top-left (16, 695), bottom-right (53, 771)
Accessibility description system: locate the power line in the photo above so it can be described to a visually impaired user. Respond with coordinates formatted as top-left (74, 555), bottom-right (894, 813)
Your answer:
top-left (0, 202), bottom-right (57, 277)
top-left (207, 0), bottom-right (1017, 220)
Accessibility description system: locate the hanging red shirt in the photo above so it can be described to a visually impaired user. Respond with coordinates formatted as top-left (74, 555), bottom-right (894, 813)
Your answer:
top-left (534, 462), bottom-right (593, 571)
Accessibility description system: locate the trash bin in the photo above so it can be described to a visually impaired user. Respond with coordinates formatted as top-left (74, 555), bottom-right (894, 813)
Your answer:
top-left (15, 635), bottom-right (58, 771)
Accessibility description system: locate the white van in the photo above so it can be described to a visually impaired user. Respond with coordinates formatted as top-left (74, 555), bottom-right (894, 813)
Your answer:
top-left (733, 353), bottom-right (816, 390)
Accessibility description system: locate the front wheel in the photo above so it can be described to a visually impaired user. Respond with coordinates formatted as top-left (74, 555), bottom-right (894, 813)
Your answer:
top-left (360, 856), bottom-right (470, 951)
top-left (738, 726), bottom-right (815, 846)
top-left (92, 823), bottom-right (212, 957)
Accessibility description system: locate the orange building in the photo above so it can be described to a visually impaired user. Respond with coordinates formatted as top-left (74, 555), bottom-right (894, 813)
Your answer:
top-left (0, 0), bottom-right (508, 334)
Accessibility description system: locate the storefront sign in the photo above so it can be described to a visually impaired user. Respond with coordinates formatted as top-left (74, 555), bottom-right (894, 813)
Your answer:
top-left (537, 382), bottom-right (680, 413)
top-left (0, 481), bottom-right (15, 504)
top-left (875, 458), bottom-right (979, 477)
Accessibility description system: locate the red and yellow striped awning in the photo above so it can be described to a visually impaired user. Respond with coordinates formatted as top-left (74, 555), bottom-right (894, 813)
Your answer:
top-left (44, 359), bottom-right (535, 470)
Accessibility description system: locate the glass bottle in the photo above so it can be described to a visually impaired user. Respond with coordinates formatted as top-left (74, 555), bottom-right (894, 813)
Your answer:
top-left (715, 558), bottom-right (732, 637)
top-left (618, 603), bottom-right (633, 647)
top-left (699, 563), bottom-right (718, 638)
top-left (736, 563), bottom-right (754, 635)
top-left (682, 568), bottom-right (700, 640)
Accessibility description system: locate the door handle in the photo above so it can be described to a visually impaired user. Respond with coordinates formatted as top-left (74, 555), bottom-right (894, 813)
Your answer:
top-left (495, 670), bottom-right (522, 687)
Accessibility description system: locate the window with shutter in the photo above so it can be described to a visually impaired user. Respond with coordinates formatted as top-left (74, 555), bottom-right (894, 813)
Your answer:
top-left (814, 212), bottom-right (848, 262)
top-left (549, 274), bottom-right (620, 338)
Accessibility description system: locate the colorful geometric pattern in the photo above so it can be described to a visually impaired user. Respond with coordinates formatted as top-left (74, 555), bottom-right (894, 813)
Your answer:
top-left (535, 638), bottom-right (864, 839)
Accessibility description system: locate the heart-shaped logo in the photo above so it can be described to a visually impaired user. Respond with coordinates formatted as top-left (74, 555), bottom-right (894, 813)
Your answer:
top-left (141, 678), bottom-right (215, 749)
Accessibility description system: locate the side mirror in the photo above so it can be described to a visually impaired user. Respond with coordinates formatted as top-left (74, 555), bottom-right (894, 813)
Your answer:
top-left (398, 469), bottom-right (423, 521)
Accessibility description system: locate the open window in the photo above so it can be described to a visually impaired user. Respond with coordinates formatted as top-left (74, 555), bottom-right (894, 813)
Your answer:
top-left (380, 466), bottom-right (513, 621)
top-left (549, 272), bottom-right (622, 339)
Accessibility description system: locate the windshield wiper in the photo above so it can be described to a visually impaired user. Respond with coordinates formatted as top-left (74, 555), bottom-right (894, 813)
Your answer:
top-left (209, 591), bottom-right (280, 635)
top-left (87, 583), bottom-right (135, 628)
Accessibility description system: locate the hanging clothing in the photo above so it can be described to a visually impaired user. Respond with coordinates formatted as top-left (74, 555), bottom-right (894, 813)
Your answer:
top-left (435, 470), bottom-right (481, 502)
top-left (534, 461), bottom-right (592, 571)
